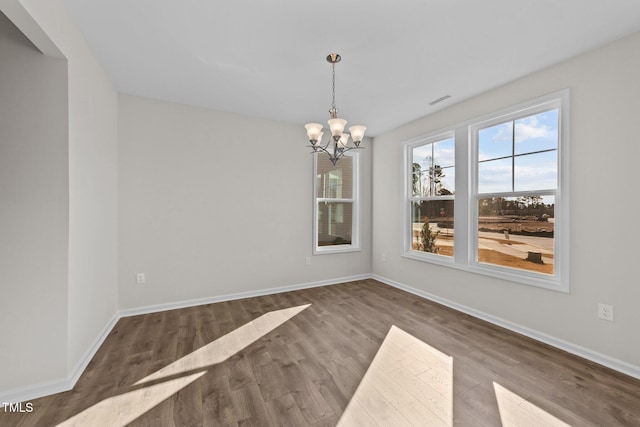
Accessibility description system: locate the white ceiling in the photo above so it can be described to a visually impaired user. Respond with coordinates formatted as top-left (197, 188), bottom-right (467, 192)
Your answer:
top-left (63, 0), bottom-right (640, 136)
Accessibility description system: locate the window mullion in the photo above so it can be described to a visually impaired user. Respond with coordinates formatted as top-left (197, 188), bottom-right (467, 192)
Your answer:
top-left (511, 119), bottom-right (515, 192)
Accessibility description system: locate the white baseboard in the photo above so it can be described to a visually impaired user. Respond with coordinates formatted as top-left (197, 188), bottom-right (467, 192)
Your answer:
top-left (67, 312), bottom-right (120, 386)
top-left (118, 274), bottom-right (370, 318)
top-left (0, 378), bottom-right (70, 407)
top-left (0, 274), bottom-right (369, 403)
top-left (0, 312), bottom-right (120, 404)
top-left (371, 274), bottom-right (640, 380)
top-left (5, 272), bottom-right (637, 404)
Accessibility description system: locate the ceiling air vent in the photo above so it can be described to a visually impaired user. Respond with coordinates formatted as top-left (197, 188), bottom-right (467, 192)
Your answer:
top-left (429, 95), bottom-right (451, 106)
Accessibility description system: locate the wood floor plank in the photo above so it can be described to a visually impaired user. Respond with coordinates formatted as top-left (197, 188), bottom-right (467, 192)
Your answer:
top-left (263, 393), bottom-right (307, 427)
top-left (251, 360), bottom-right (290, 402)
top-left (3, 279), bottom-right (640, 427)
top-left (232, 383), bottom-right (270, 426)
top-left (279, 359), bottom-right (335, 423)
top-left (201, 373), bottom-right (238, 426)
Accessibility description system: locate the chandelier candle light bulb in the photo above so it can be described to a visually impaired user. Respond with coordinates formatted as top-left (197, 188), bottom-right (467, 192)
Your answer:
top-left (305, 53), bottom-right (367, 166)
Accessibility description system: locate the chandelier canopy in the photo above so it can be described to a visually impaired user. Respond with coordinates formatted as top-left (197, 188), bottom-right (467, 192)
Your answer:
top-left (305, 53), bottom-right (367, 166)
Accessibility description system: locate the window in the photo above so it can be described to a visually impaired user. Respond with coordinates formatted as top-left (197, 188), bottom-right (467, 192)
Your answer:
top-left (407, 133), bottom-right (455, 258)
top-left (403, 90), bottom-right (569, 291)
top-left (314, 153), bottom-right (360, 253)
top-left (473, 107), bottom-right (558, 277)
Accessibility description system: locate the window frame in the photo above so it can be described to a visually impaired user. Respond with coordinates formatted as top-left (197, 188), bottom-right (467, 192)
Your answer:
top-left (402, 89), bottom-right (570, 292)
top-left (403, 130), bottom-right (456, 266)
top-left (313, 152), bottom-right (361, 254)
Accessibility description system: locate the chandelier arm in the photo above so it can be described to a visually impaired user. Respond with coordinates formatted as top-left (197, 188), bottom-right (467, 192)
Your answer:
top-left (309, 144), bottom-right (330, 157)
top-left (306, 135), bottom-right (332, 151)
top-left (311, 144), bottom-right (338, 166)
top-left (310, 144), bottom-right (363, 155)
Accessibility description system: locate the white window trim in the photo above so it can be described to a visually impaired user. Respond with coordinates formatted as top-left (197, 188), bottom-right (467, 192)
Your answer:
top-left (313, 152), bottom-right (361, 254)
top-left (402, 89), bottom-right (570, 292)
top-left (403, 130), bottom-right (456, 267)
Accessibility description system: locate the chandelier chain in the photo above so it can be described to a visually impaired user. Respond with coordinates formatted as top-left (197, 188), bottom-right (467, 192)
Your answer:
top-left (331, 62), bottom-right (337, 111)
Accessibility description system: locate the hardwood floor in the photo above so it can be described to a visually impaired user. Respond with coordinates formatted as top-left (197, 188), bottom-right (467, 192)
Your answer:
top-left (2, 279), bottom-right (640, 426)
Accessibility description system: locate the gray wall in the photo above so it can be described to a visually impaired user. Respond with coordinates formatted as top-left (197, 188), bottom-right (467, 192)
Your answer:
top-left (118, 94), bottom-right (372, 309)
top-left (372, 31), bottom-right (640, 368)
top-left (0, 11), bottom-right (69, 390)
top-left (1, 0), bottom-right (118, 398)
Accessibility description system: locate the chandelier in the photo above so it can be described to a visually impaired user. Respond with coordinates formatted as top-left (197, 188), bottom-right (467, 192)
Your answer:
top-left (305, 53), bottom-right (367, 166)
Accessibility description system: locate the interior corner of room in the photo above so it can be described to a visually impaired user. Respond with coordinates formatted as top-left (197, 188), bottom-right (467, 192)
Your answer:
top-left (1, 1), bottom-right (639, 425)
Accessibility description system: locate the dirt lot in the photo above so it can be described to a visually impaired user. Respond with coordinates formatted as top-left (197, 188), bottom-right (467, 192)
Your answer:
top-left (478, 218), bottom-right (554, 234)
top-left (413, 233), bottom-right (554, 275)
top-left (477, 248), bottom-right (553, 274)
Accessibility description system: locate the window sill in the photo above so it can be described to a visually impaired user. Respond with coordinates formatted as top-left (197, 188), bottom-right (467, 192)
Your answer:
top-left (401, 251), bottom-right (569, 293)
top-left (314, 245), bottom-right (361, 255)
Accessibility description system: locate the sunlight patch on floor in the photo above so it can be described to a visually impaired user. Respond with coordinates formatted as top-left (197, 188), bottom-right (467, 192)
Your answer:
top-left (56, 372), bottom-right (206, 427)
top-left (56, 304), bottom-right (311, 427)
top-left (494, 382), bottom-right (570, 427)
top-left (135, 303), bottom-right (311, 385)
top-left (338, 325), bottom-right (453, 427)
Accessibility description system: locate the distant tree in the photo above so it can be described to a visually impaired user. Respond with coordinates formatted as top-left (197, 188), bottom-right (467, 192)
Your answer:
top-left (412, 163), bottom-right (422, 196)
top-left (420, 216), bottom-right (439, 253)
top-left (429, 164), bottom-right (444, 196)
top-left (517, 195), bottom-right (544, 216)
top-left (480, 197), bottom-right (507, 216)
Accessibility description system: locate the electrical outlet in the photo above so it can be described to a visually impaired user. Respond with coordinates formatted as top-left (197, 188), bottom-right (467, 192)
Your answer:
top-left (305, 257), bottom-right (311, 266)
top-left (381, 253), bottom-right (386, 262)
top-left (136, 273), bottom-right (146, 284)
top-left (598, 303), bottom-right (614, 321)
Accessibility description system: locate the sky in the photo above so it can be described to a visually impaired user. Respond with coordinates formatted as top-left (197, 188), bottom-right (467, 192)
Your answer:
top-left (478, 109), bottom-right (558, 194)
top-left (411, 108), bottom-right (559, 198)
top-left (412, 137), bottom-right (455, 195)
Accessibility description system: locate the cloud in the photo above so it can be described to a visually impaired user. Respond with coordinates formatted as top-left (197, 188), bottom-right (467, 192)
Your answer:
top-left (492, 122), bottom-right (513, 142)
top-left (494, 116), bottom-right (552, 143)
top-left (413, 146), bottom-right (455, 168)
top-left (515, 116), bottom-right (552, 142)
top-left (434, 147), bottom-right (455, 166)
